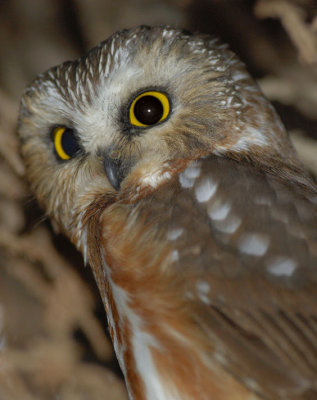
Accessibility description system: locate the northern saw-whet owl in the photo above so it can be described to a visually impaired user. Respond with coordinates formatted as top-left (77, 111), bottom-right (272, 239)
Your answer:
top-left (18, 26), bottom-right (317, 400)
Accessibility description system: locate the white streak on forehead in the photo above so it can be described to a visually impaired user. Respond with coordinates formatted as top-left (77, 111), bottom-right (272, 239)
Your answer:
top-left (75, 64), bottom-right (142, 152)
top-left (162, 29), bottom-right (176, 40)
top-left (100, 63), bottom-right (142, 94)
top-left (232, 70), bottom-right (249, 82)
top-left (36, 82), bottom-right (73, 122)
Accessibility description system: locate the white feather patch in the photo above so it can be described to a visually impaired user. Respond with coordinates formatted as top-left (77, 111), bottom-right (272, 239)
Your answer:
top-left (101, 252), bottom-right (182, 400)
top-left (195, 177), bottom-right (218, 202)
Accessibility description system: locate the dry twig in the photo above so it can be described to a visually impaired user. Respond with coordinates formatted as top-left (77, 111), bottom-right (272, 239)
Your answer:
top-left (255, 0), bottom-right (317, 64)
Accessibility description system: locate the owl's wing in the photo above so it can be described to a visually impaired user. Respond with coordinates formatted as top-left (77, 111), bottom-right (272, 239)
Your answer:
top-left (146, 156), bottom-right (317, 399)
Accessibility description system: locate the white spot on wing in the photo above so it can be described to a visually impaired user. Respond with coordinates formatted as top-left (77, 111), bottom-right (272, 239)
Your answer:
top-left (214, 216), bottom-right (241, 234)
top-left (178, 163), bottom-right (201, 189)
top-left (183, 164), bottom-right (201, 179)
top-left (179, 172), bottom-right (195, 188)
top-left (196, 280), bottom-right (211, 304)
top-left (195, 177), bottom-right (218, 202)
top-left (238, 233), bottom-right (270, 256)
top-left (170, 250), bottom-right (179, 263)
top-left (267, 257), bottom-right (297, 276)
top-left (167, 228), bottom-right (183, 241)
top-left (208, 202), bottom-right (231, 221)
top-left (196, 280), bottom-right (210, 294)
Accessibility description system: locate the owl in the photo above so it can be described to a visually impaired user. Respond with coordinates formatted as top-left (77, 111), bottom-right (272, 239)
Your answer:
top-left (18, 26), bottom-right (317, 400)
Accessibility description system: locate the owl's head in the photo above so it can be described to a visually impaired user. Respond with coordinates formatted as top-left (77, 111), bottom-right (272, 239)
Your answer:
top-left (18, 26), bottom-right (298, 249)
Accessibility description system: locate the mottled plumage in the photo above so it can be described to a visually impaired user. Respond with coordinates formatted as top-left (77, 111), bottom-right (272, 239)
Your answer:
top-left (18, 26), bottom-right (317, 400)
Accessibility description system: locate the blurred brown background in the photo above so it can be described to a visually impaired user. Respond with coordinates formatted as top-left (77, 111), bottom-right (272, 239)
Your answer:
top-left (0, 1), bottom-right (316, 399)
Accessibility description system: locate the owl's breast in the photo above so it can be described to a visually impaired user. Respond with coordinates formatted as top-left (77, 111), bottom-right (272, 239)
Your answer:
top-left (94, 155), bottom-right (317, 400)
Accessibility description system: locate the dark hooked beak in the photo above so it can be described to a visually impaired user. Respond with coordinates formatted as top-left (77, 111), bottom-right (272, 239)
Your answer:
top-left (103, 154), bottom-right (127, 191)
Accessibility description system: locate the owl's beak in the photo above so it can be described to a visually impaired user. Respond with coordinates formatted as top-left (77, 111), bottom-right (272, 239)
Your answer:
top-left (103, 154), bottom-right (126, 191)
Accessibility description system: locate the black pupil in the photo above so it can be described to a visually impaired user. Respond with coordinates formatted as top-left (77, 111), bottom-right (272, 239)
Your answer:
top-left (134, 95), bottom-right (163, 125)
top-left (61, 128), bottom-right (79, 157)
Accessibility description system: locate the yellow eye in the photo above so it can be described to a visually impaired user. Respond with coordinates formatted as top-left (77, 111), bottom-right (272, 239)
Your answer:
top-left (129, 91), bottom-right (170, 127)
top-left (53, 126), bottom-right (80, 160)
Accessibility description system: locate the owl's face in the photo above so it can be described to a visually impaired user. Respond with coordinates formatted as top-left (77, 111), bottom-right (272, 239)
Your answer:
top-left (18, 26), bottom-right (296, 250)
